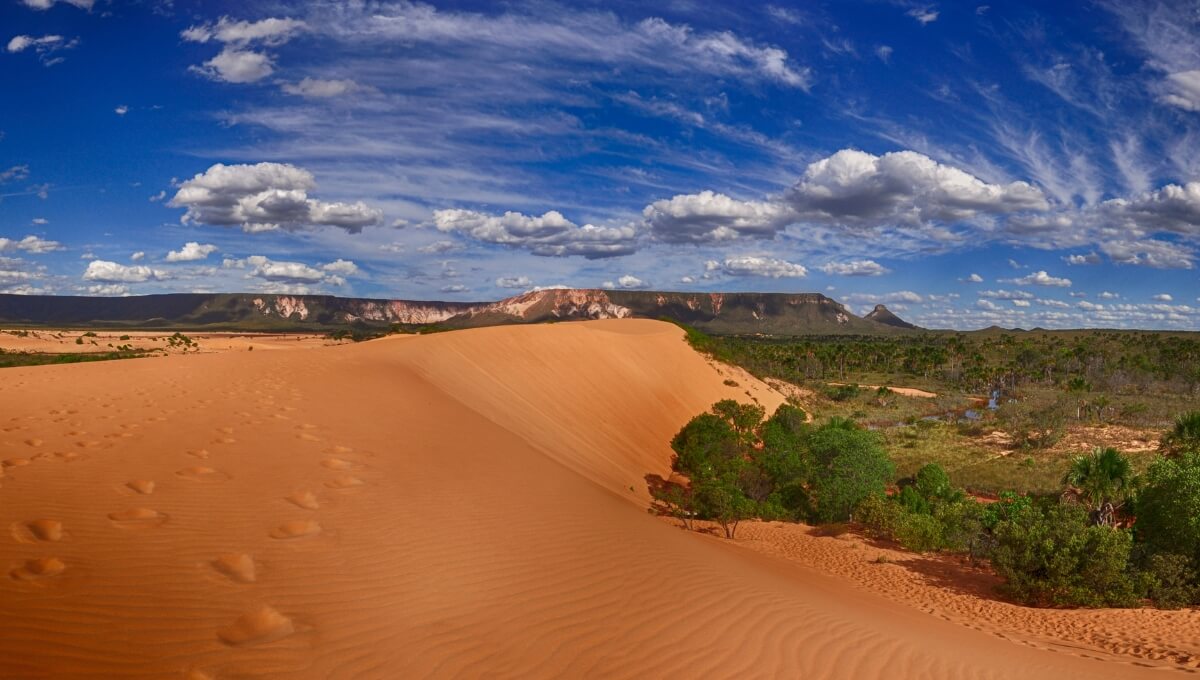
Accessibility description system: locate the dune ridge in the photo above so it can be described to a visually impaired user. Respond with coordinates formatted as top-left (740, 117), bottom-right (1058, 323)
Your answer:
top-left (0, 319), bottom-right (1188, 678)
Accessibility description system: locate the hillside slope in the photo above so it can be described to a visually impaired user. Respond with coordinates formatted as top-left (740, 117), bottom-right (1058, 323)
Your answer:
top-left (0, 319), bottom-right (1170, 678)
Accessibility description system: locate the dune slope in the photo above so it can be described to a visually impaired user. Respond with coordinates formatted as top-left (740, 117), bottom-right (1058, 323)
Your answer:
top-left (0, 319), bottom-right (1174, 678)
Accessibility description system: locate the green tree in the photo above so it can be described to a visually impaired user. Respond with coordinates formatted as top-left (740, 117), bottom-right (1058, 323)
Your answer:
top-left (669, 412), bottom-right (740, 479)
top-left (1061, 447), bottom-right (1135, 525)
top-left (807, 422), bottom-right (895, 523)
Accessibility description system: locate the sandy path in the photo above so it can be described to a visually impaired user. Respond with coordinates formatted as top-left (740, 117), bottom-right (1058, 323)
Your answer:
top-left (0, 319), bottom-right (1178, 678)
top-left (828, 381), bottom-right (938, 398)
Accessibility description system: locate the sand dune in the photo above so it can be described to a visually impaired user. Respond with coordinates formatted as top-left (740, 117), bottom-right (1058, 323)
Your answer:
top-left (0, 319), bottom-right (1187, 678)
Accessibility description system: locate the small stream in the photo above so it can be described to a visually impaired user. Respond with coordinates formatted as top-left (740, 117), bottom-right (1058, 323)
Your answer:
top-left (868, 389), bottom-right (1002, 429)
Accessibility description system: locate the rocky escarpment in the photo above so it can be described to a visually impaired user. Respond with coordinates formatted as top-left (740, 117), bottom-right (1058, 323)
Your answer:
top-left (0, 290), bottom-right (921, 334)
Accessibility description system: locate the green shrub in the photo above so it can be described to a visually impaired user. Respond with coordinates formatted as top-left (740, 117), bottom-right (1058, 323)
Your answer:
top-left (855, 494), bottom-right (904, 538)
top-left (991, 503), bottom-right (1138, 607)
top-left (1142, 553), bottom-right (1197, 610)
top-left (896, 512), bottom-right (944, 552)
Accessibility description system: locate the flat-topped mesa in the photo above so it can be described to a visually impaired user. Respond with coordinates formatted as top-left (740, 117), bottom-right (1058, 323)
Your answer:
top-left (0, 290), bottom-right (923, 335)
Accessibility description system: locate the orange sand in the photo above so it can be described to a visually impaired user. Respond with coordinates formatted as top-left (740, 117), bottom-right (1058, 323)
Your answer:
top-left (0, 319), bottom-right (1187, 678)
top-left (0, 329), bottom-right (339, 354)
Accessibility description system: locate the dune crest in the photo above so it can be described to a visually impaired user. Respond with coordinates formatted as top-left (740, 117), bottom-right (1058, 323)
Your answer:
top-left (0, 319), bottom-right (1184, 677)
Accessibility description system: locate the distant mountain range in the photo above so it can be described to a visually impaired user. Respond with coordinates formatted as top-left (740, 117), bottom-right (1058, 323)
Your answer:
top-left (0, 290), bottom-right (921, 335)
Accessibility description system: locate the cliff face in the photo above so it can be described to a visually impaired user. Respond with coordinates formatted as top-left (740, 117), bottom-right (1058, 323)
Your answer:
top-left (864, 304), bottom-right (919, 330)
top-left (0, 290), bottom-right (920, 334)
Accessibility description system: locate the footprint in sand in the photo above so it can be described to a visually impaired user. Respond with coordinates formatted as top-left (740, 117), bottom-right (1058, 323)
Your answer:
top-left (212, 553), bottom-right (256, 583)
top-left (216, 427), bottom-right (234, 435)
top-left (217, 605), bottom-right (294, 646)
top-left (285, 491), bottom-right (320, 510)
top-left (296, 433), bottom-right (322, 442)
top-left (186, 449), bottom-right (211, 460)
top-left (320, 458), bottom-right (358, 471)
top-left (270, 520), bottom-right (321, 539)
top-left (55, 452), bottom-right (83, 462)
top-left (108, 508), bottom-right (168, 528)
top-left (24, 438), bottom-right (43, 447)
top-left (14, 519), bottom-right (64, 543)
top-left (213, 437), bottom-right (237, 445)
top-left (126, 480), bottom-right (155, 495)
top-left (176, 466), bottom-right (231, 482)
top-left (324, 475), bottom-right (365, 489)
top-left (329, 445), bottom-right (353, 454)
top-left (10, 557), bottom-right (66, 581)
top-left (3, 457), bottom-right (32, 468)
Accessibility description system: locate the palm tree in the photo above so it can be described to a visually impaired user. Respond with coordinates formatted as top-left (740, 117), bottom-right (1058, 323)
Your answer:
top-left (1062, 447), bottom-right (1135, 526)
top-left (1161, 411), bottom-right (1200, 457)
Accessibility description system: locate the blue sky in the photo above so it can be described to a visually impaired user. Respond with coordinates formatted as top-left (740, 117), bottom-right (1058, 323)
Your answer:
top-left (2, 0), bottom-right (1200, 329)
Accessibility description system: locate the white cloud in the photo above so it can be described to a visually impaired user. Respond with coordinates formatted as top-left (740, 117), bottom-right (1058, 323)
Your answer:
top-left (6, 34), bottom-right (76, 64)
top-left (169, 162), bottom-right (382, 232)
top-left (818, 259), bottom-right (889, 276)
top-left (1064, 252), bottom-right (1100, 265)
top-left (601, 274), bottom-right (648, 289)
top-left (844, 291), bottom-right (924, 304)
top-left (907, 8), bottom-right (940, 24)
top-left (979, 289), bottom-right (1036, 300)
top-left (20, 0), bottom-right (92, 9)
top-left (643, 191), bottom-right (791, 244)
top-left (496, 275), bottom-right (533, 289)
top-left (1153, 293), bottom-right (1174, 301)
top-left (440, 284), bottom-right (469, 293)
top-left (433, 209), bottom-right (636, 258)
top-left (786, 149), bottom-right (1049, 227)
top-left (181, 17), bottom-right (306, 46)
top-left (31, 217), bottom-right (47, 225)
top-left (321, 259), bottom-right (358, 276)
top-left (130, 251), bottom-right (145, 261)
top-left (1012, 299), bottom-right (1031, 307)
top-left (1160, 70), bottom-right (1200, 111)
top-left (83, 260), bottom-right (165, 283)
top-left (719, 255), bottom-right (808, 278)
top-left (165, 241), bottom-right (218, 262)
top-left (1100, 239), bottom-right (1194, 269)
top-left (114, 105), bottom-right (128, 116)
top-left (1003, 270), bottom-right (1072, 287)
top-left (0, 165), bottom-right (30, 183)
top-left (875, 45), bottom-right (893, 63)
top-left (964, 273), bottom-right (983, 283)
top-left (0, 235), bottom-right (63, 254)
top-left (191, 48), bottom-right (275, 84)
top-left (417, 240), bottom-right (461, 254)
top-left (1099, 291), bottom-right (1120, 299)
top-left (281, 78), bottom-right (361, 98)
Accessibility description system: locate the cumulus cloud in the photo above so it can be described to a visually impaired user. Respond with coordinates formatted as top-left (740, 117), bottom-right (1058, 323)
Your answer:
top-left (496, 275), bottom-right (533, 289)
top-left (906, 7), bottom-right (939, 24)
top-left (165, 241), bottom-right (218, 262)
top-left (1064, 252), bottom-right (1100, 265)
top-left (223, 255), bottom-right (358, 286)
top-left (979, 289), bottom-right (1035, 300)
top-left (440, 284), bottom-right (469, 293)
top-left (417, 240), bottom-right (461, 254)
top-left (433, 209), bottom-right (636, 258)
top-left (964, 273), bottom-right (984, 283)
top-left (643, 191), bottom-right (791, 244)
top-left (1103, 182), bottom-right (1200, 235)
top-left (818, 259), bottom-right (889, 276)
top-left (321, 259), bottom-right (358, 276)
top-left (1153, 293), bottom-right (1174, 301)
top-left (1100, 239), bottom-right (1194, 269)
top-left (601, 274), bottom-right (648, 289)
top-left (182, 16), bottom-right (306, 84)
top-left (83, 260), bottom-right (166, 283)
top-left (786, 149), bottom-right (1049, 227)
top-left (169, 163), bottom-right (382, 233)
top-left (281, 77), bottom-right (362, 98)
top-left (130, 251), bottom-right (145, 261)
top-left (114, 105), bottom-right (128, 116)
top-left (1003, 270), bottom-right (1072, 287)
top-left (192, 49), bottom-right (275, 84)
top-left (719, 255), bottom-right (808, 278)
top-left (0, 235), bottom-right (63, 254)
top-left (642, 149), bottom-right (1049, 250)
top-left (843, 291), bottom-right (924, 304)
top-left (86, 284), bottom-right (129, 296)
